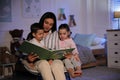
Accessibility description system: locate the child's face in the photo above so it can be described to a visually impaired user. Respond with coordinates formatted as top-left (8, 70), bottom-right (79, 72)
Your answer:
top-left (33, 29), bottom-right (44, 41)
top-left (58, 29), bottom-right (70, 41)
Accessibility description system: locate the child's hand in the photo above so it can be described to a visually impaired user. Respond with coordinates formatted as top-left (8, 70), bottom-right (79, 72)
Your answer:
top-left (64, 53), bottom-right (73, 59)
top-left (27, 53), bottom-right (39, 62)
top-left (48, 60), bottom-right (53, 65)
top-left (74, 54), bottom-right (80, 61)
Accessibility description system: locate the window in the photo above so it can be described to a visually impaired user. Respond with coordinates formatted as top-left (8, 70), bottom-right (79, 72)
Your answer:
top-left (112, 0), bottom-right (120, 29)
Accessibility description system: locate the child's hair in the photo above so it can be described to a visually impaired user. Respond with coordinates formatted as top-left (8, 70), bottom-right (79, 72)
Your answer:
top-left (27, 23), bottom-right (43, 40)
top-left (58, 23), bottom-right (72, 37)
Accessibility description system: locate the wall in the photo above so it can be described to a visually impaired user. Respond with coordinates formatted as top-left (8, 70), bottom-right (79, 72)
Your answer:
top-left (0, 0), bottom-right (111, 49)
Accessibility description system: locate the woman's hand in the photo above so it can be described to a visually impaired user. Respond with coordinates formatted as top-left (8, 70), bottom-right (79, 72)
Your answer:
top-left (27, 53), bottom-right (39, 63)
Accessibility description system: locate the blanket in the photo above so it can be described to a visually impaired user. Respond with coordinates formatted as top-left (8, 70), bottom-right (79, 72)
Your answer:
top-left (76, 44), bottom-right (96, 64)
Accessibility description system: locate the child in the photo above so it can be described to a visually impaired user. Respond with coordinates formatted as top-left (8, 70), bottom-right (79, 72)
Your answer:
top-left (58, 23), bottom-right (82, 78)
top-left (23, 23), bottom-right (45, 70)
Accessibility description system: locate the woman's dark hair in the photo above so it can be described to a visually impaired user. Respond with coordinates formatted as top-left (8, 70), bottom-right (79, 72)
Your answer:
top-left (39, 12), bottom-right (57, 33)
top-left (26, 23), bottom-right (43, 40)
top-left (58, 23), bottom-right (72, 37)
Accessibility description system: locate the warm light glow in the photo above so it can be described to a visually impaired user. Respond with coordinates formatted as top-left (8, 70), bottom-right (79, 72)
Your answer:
top-left (114, 11), bottom-right (120, 29)
top-left (114, 11), bottom-right (120, 18)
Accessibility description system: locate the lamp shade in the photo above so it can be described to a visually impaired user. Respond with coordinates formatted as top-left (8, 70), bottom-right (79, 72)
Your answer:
top-left (114, 11), bottom-right (120, 18)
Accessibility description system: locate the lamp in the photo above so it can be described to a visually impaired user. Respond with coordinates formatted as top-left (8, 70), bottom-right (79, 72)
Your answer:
top-left (114, 11), bottom-right (120, 29)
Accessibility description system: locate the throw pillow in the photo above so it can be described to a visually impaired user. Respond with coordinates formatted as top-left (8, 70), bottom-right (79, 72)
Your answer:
top-left (91, 37), bottom-right (106, 46)
top-left (73, 33), bottom-right (96, 47)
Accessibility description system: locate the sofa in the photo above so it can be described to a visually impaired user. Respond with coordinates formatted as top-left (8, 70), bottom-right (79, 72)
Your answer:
top-left (73, 33), bottom-right (106, 69)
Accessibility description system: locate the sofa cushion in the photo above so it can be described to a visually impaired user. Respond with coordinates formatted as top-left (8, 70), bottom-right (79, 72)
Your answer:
top-left (76, 44), bottom-right (96, 64)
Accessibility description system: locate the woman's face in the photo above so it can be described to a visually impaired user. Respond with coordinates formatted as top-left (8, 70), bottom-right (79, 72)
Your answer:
top-left (43, 18), bottom-right (54, 32)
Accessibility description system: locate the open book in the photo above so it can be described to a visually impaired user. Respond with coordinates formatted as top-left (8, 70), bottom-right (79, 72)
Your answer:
top-left (19, 41), bottom-right (75, 60)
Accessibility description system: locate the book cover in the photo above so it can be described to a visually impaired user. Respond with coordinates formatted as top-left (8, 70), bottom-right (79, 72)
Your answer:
top-left (19, 41), bottom-right (75, 60)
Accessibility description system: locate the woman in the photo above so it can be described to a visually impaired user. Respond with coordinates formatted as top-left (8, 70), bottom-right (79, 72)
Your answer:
top-left (39, 12), bottom-right (59, 50)
top-left (26, 12), bottom-right (66, 80)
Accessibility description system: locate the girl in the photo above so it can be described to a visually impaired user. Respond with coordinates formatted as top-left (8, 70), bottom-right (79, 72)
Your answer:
top-left (58, 23), bottom-right (82, 78)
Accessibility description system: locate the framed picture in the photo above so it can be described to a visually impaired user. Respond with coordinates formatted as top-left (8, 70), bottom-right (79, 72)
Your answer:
top-left (22, 0), bottom-right (41, 18)
top-left (0, 0), bottom-right (12, 22)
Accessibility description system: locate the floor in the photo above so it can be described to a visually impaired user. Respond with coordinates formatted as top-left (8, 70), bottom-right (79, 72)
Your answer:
top-left (0, 66), bottom-right (120, 80)
top-left (71, 66), bottom-right (120, 80)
